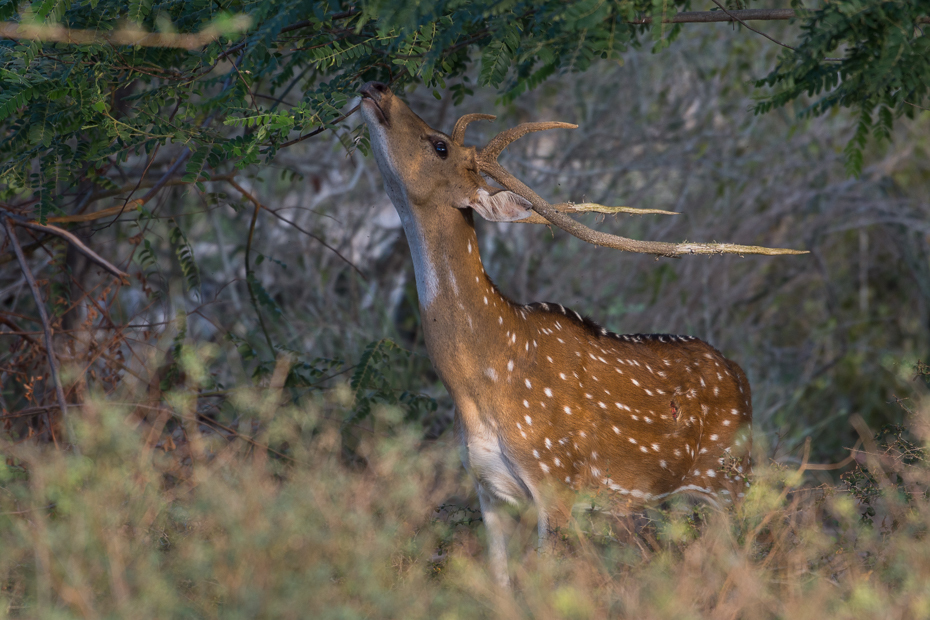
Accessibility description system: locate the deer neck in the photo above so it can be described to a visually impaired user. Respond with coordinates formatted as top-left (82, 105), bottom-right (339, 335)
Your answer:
top-left (395, 200), bottom-right (531, 404)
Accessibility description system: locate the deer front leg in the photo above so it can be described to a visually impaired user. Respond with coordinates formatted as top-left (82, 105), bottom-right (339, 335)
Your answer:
top-left (477, 483), bottom-right (511, 589)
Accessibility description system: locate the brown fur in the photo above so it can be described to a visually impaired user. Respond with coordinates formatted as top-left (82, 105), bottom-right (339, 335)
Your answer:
top-left (358, 81), bottom-right (752, 585)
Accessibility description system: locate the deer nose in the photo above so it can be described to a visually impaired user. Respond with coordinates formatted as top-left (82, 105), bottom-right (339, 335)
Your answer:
top-left (360, 81), bottom-right (390, 102)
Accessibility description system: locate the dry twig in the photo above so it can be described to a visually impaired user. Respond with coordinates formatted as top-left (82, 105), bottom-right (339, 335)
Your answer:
top-left (1, 217), bottom-right (63, 447)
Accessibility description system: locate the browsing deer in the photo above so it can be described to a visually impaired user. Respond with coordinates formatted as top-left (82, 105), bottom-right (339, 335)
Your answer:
top-left (359, 81), bottom-right (801, 588)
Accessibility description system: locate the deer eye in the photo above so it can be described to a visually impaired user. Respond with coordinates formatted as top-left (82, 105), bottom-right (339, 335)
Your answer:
top-left (433, 141), bottom-right (448, 159)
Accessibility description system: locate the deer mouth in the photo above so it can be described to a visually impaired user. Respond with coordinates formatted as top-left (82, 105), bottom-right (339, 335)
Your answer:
top-left (359, 84), bottom-right (387, 124)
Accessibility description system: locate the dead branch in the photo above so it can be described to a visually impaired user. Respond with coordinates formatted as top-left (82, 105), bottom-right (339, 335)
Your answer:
top-left (0, 17), bottom-right (251, 49)
top-left (39, 175), bottom-right (235, 224)
top-left (4, 216), bottom-right (130, 283)
top-left (1, 216), bottom-right (63, 447)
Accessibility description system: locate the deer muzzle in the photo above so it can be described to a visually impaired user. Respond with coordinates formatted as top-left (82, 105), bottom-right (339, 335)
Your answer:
top-left (360, 81), bottom-right (390, 124)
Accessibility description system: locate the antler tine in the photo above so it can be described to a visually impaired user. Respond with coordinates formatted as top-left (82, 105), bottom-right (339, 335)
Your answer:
top-left (480, 121), bottom-right (578, 162)
top-left (479, 159), bottom-right (807, 257)
top-left (451, 113), bottom-right (497, 145)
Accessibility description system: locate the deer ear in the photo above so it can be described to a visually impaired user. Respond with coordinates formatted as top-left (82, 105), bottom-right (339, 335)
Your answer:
top-left (467, 188), bottom-right (533, 222)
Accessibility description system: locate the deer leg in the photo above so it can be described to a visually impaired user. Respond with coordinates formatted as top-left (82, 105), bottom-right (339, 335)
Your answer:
top-left (477, 484), bottom-right (511, 588)
top-left (533, 490), bottom-right (570, 556)
top-left (536, 507), bottom-right (554, 554)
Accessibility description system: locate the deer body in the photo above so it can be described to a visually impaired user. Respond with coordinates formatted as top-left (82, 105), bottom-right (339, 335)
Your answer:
top-left (359, 82), bottom-right (752, 587)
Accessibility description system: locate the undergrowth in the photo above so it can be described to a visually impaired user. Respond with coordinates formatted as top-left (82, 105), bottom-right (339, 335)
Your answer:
top-left (1, 361), bottom-right (928, 619)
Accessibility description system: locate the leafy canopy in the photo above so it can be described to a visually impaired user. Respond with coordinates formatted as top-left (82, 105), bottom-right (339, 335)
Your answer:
top-left (754, 0), bottom-right (930, 176)
top-left (0, 0), bottom-right (928, 221)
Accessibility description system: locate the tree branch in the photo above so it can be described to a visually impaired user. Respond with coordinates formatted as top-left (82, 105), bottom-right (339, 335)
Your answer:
top-left (706, 1), bottom-right (797, 52)
top-left (45, 175), bottom-right (238, 223)
top-left (629, 8), bottom-right (796, 24)
top-left (0, 17), bottom-right (251, 49)
top-left (240, 185), bottom-right (277, 356)
top-left (1, 217), bottom-right (63, 447)
top-left (629, 8), bottom-right (929, 25)
top-left (0, 211), bottom-right (130, 282)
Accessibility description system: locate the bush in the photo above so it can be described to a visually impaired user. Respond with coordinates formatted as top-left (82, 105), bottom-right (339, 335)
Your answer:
top-left (2, 365), bottom-right (928, 618)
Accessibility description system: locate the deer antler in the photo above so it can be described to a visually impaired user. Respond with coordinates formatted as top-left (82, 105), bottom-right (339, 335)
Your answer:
top-left (476, 124), bottom-right (807, 257)
top-left (451, 113), bottom-right (496, 145)
top-left (482, 121), bottom-right (578, 161)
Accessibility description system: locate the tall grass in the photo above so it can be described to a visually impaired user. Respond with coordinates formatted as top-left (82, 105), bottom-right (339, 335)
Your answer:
top-left (2, 366), bottom-right (928, 619)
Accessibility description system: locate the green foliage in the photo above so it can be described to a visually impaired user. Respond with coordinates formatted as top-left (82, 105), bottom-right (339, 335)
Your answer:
top-left (167, 217), bottom-right (202, 300)
top-left (841, 422), bottom-right (928, 526)
top-left (348, 339), bottom-right (437, 426)
top-left (0, 0), bottom-right (920, 221)
top-left (754, 1), bottom-right (930, 176)
top-left (158, 314), bottom-right (188, 392)
top-left (0, 0), bottom-right (707, 219)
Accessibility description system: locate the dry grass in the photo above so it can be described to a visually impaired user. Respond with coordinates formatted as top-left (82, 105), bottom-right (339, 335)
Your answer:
top-left (2, 365), bottom-right (928, 619)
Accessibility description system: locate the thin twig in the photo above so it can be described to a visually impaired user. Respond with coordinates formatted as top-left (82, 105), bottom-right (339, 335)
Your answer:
top-left (1, 217), bottom-right (62, 447)
top-left (278, 104), bottom-right (361, 148)
top-left (100, 53), bottom-right (245, 228)
top-left (803, 439), bottom-right (863, 471)
top-left (227, 179), bottom-right (368, 281)
top-left (904, 101), bottom-right (930, 112)
top-left (105, 142), bottom-right (161, 230)
top-left (630, 8), bottom-right (795, 25)
top-left (707, 0), bottom-right (797, 52)
top-left (629, 8), bottom-right (930, 25)
top-left (0, 211), bottom-right (129, 282)
top-left (241, 186), bottom-right (276, 356)
top-left (48, 175), bottom-right (237, 223)
top-left (212, 10), bottom-right (361, 62)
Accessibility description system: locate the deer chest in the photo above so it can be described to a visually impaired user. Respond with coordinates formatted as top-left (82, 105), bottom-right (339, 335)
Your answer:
top-left (455, 414), bottom-right (533, 506)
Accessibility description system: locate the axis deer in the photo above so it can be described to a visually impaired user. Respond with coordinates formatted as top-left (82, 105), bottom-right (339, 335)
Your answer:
top-left (358, 81), bottom-right (803, 587)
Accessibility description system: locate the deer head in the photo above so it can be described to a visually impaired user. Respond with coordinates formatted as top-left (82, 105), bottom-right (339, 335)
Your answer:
top-left (359, 81), bottom-right (579, 223)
